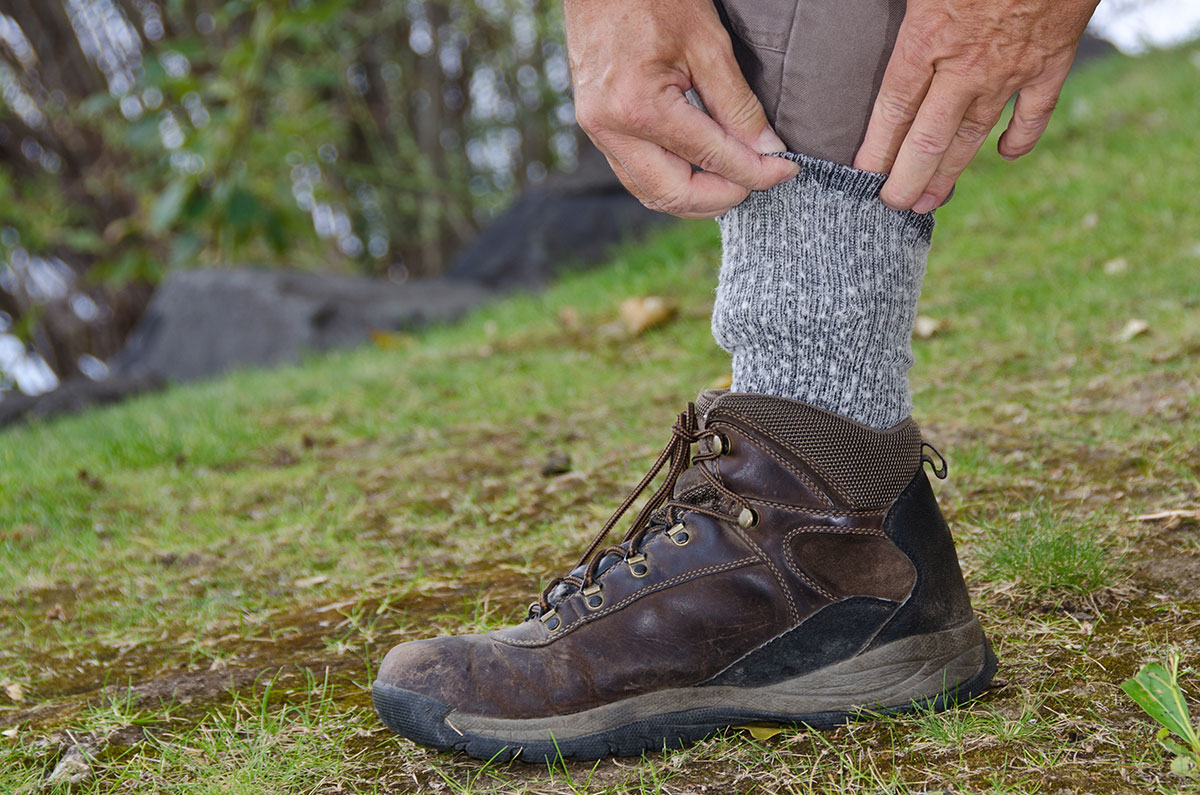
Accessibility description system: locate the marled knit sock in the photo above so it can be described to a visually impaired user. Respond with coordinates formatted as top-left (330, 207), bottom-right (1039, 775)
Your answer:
top-left (712, 152), bottom-right (934, 430)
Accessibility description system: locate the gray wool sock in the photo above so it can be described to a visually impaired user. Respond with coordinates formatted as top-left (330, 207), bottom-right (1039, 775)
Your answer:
top-left (712, 152), bottom-right (934, 430)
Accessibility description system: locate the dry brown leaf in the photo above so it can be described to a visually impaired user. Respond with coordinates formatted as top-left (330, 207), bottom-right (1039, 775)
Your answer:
top-left (1137, 509), bottom-right (1200, 521)
top-left (556, 306), bottom-right (580, 331)
top-left (619, 296), bottom-right (677, 336)
top-left (1136, 508), bottom-right (1200, 530)
top-left (1117, 318), bottom-right (1149, 342)
top-left (368, 329), bottom-right (413, 351)
top-left (293, 575), bottom-right (329, 589)
top-left (913, 315), bottom-right (943, 339)
top-left (4, 681), bottom-right (23, 702)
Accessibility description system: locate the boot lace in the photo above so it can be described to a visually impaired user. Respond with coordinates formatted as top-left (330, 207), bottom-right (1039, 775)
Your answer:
top-left (531, 402), bottom-right (754, 617)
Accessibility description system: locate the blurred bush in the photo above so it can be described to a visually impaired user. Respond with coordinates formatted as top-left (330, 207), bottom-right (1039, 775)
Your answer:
top-left (0, 0), bottom-right (574, 389)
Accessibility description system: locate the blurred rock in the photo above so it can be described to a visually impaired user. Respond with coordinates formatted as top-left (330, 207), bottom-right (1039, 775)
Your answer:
top-left (0, 372), bottom-right (163, 428)
top-left (111, 269), bottom-right (493, 383)
top-left (447, 147), bottom-right (669, 289)
top-left (540, 450), bottom-right (572, 477)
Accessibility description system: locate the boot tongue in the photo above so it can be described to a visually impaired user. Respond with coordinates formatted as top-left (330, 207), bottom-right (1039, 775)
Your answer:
top-left (694, 388), bottom-right (727, 430)
top-left (666, 388), bottom-right (729, 501)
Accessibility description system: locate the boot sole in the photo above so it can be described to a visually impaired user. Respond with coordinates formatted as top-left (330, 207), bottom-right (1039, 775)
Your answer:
top-left (372, 617), bottom-right (997, 762)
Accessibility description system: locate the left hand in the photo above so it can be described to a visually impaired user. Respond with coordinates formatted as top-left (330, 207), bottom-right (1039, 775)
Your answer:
top-left (853, 0), bottom-right (1100, 213)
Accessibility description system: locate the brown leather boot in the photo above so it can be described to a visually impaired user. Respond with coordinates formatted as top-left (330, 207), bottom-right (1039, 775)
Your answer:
top-left (373, 390), bottom-right (996, 761)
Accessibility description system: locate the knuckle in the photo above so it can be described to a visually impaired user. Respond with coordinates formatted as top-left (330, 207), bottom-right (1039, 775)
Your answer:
top-left (876, 95), bottom-right (919, 128)
top-left (955, 116), bottom-right (993, 144)
top-left (692, 143), bottom-right (727, 175)
top-left (1030, 94), bottom-right (1060, 121)
top-left (621, 103), bottom-right (657, 136)
top-left (573, 102), bottom-right (605, 135)
top-left (1003, 138), bottom-right (1038, 157)
top-left (654, 185), bottom-right (693, 217)
top-left (724, 88), bottom-right (765, 129)
top-left (906, 128), bottom-right (950, 158)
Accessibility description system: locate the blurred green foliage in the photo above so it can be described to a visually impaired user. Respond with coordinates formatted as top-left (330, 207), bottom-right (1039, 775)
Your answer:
top-left (0, 0), bottom-right (573, 385)
top-left (0, 0), bottom-right (572, 282)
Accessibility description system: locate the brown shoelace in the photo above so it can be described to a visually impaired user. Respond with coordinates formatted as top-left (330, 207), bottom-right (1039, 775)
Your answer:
top-left (532, 402), bottom-right (754, 616)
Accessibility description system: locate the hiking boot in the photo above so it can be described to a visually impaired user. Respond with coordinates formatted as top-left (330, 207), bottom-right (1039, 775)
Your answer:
top-left (373, 390), bottom-right (997, 761)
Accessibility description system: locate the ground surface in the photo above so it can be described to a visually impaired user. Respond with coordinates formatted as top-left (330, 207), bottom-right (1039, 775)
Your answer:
top-left (2, 45), bottom-right (1199, 795)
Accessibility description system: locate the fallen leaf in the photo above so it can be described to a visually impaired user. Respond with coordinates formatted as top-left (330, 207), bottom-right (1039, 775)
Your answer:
top-left (1, 728), bottom-right (17, 738)
top-left (4, 682), bottom-right (23, 702)
top-left (619, 296), bottom-right (677, 336)
top-left (913, 315), bottom-right (943, 339)
top-left (293, 575), bottom-right (328, 589)
top-left (1102, 257), bottom-right (1129, 275)
top-left (709, 372), bottom-right (733, 390)
top-left (557, 306), bottom-right (580, 331)
top-left (45, 744), bottom-right (92, 786)
top-left (1117, 318), bottom-right (1149, 342)
top-left (368, 329), bottom-right (413, 351)
top-left (1136, 508), bottom-right (1200, 530)
top-left (736, 722), bottom-right (783, 740)
top-left (1137, 509), bottom-right (1200, 522)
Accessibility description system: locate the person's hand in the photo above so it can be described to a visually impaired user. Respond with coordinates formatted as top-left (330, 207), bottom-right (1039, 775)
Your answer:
top-left (853, 0), bottom-right (1100, 213)
top-left (564, 0), bottom-right (799, 218)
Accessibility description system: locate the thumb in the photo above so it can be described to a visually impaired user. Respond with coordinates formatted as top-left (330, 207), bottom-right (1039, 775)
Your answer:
top-left (690, 47), bottom-right (796, 181)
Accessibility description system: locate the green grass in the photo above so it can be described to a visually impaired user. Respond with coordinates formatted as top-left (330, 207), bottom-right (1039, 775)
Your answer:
top-left (980, 504), bottom-right (1117, 595)
top-left (3, 43), bottom-right (1200, 793)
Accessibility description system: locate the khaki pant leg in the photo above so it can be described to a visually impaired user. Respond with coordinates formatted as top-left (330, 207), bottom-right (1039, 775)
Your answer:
top-left (716, 0), bottom-right (906, 166)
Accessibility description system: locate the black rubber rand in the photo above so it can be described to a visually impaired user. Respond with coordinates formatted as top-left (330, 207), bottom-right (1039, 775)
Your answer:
top-left (371, 639), bottom-right (998, 763)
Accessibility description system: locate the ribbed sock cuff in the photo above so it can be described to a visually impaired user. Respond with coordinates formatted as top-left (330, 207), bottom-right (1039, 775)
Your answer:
top-left (712, 153), bottom-right (933, 429)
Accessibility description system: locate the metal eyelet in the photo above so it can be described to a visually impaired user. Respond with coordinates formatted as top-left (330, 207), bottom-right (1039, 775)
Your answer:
top-left (666, 522), bottom-right (691, 546)
top-left (626, 553), bottom-right (649, 578)
top-left (710, 433), bottom-right (729, 456)
top-left (581, 583), bottom-right (604, 610)
top-left (540, 609), bottom-right (560, 631)
top-left (738, 507), bottom-right (758, 529)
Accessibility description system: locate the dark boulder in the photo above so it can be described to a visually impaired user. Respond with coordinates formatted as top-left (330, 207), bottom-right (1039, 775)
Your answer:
top-left (111, 268), bottom-right (493, 383)
top-left (0, 372), bottom-right (163, 427)
top-left (447, 147), bottom-right (670, 289)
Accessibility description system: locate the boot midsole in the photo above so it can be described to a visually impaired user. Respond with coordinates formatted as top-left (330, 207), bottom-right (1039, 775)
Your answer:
top-left (443, 618), bottom-right (989, 742)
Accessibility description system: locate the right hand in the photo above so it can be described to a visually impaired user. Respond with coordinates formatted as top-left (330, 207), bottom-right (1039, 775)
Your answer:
top-left (564, 0), bottom-right (800, 218)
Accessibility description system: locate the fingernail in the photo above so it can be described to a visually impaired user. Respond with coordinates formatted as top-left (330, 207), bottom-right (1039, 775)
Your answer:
top-left (912, 193), bottom-right (939, 214)
top-left (756, 128), bottom-right (788, 154)
top-left (773, 158), bottom-right (801, 180)
top-left (1001, 154), bottom-right (1019, 162)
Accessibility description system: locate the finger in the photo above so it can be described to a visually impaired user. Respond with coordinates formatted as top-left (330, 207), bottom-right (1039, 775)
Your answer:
top-left (608, 136), bottom-right (750, 218)
top-left (589, 138), bottom-right (657, 208)
top-left (690, 41), bottom-right (789, 155)
top-left (853, 31), bottom-right (934, 174)
top-left (998, 75), bottom-right (1065, 160)
top-left (878, 74), bottom-right (974, 211)
top-left (621, 87), bottom-right (796, 191)
top-left (915, 97), bottom-right (1007, 212)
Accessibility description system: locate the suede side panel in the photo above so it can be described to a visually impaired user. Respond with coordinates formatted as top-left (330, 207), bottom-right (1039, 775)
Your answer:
top-left (699, 596), bottom-right (898, 688)
top-left (870, 470), bottom-right (976, 646)
top-left (790, 531), bottom-right (916, 602)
